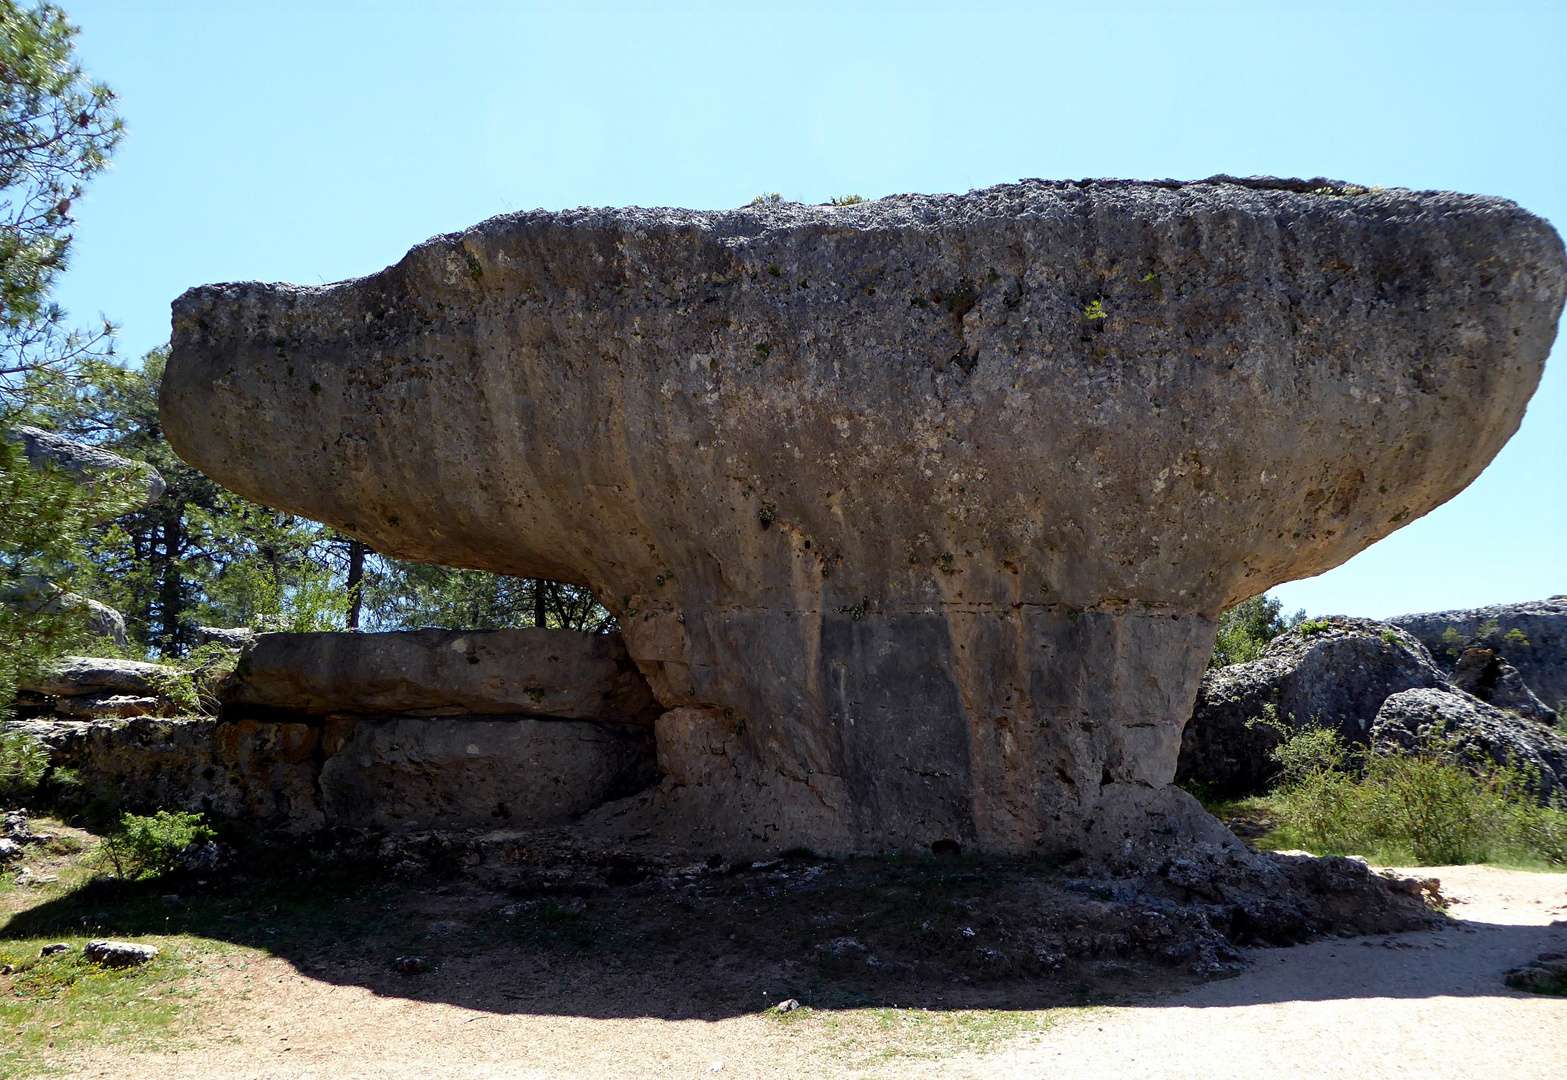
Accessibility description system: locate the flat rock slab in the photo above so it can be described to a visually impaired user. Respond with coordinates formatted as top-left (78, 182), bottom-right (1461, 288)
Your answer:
top-left (222, 628), bottom-right (659, 723)
top-left (21, 656), bottom-right (181, 699)
top-left (164, 178), bottom-right (1567, 856)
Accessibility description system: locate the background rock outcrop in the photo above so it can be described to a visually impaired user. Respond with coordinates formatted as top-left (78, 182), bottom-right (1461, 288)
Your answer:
top-left (1178, 606), bottom-right (1567, 800)
top-left (162, 179), bottom-right (1567, 856)
top-left (1392, 598), bottom-right (1567, 716)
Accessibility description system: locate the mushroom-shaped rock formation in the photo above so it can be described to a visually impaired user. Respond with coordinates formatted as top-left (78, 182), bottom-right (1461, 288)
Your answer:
top-left (162, 178), bottom-right (1566, 859)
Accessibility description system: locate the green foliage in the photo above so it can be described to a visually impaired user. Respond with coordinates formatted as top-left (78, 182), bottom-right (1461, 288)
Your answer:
top-left (1380, 629), bottom-right (1399, 645)
top-left (830, 194), bottom-right (865, 206)
top-left (0, 0), bottom-right (123, 418)
top-left (1264, 725), bottom-right (1567, 867)
top-left (1080, 299), bottom-right (1107, 323)
top-left (99, 810), bottom-right (213, 879)
top-left (1505, 627), bottom-right (1531, 649)
top-left (1209, 593), bottom-right (1305, 668)
top-left (0, 727), bottom-right (47, 803)
top-left (0, 436), bottom-right (144, 716)
top-left (362, 561), bottom-right (614, 633)
top-left (1297, 618), bottom-right (1332, 637)
top-left (1441, 625), bottom-right (1465, 659)
top-left (748, 192), bottom-right (783, 206)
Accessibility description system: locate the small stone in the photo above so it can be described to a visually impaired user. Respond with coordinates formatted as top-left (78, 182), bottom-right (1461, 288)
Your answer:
top-left (84, 940), bottom-right (159, 967)
top-left (393, 955), bottom-right (431, 975)
top-left (39, 943), bottom-right (70, 957)
top-left (773, 998), bottom-right (801, 1014)
top-left (0, 838), bottom-right (21, 862)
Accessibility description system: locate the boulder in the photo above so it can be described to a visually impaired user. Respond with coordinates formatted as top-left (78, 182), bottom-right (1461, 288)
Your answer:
top-left (318, 715), bottom-right (656, 829)
top-left (221, 628), bottom-right (659, 724)
top-left (21, 656), bottom-right (180, 700)
top-left (0, 578), bottom-right (127, 646)
top-left (161, 178), bottom-right (1566, 857)
top-left (84, 940), bottom-right (159, 967)
top-left (1448, 647), bottom-right (1557, 726)
top-left (1175, 619), bottom-right (1448, 798)
top-left (1392, 598), bottom-right (1567, 717)
top-left (7, 425), bottom-right (166, 508)
top-left (1371, 687), bottom-right (1567, 798)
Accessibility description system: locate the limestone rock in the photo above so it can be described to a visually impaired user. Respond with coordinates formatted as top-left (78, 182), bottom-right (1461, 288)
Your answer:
top-left (162, 178), bottom-right (1566, 856)
top-left (7, 425), bottom-right (166, 507)
top-left (318, 715), bottom-right (656, 829)
top-left (0, 579), bottom-right (127, 646)
top-left (1449, 647), bottom-right (1557, 726)
top-left (1505, 953), bottom-right (1567, 994)
top-left (195, 625), bottom-right (254, 648)
top-left (8, 716), bottom-right (325, 829)
top-left (221, 629), bottom-right (659, 724)
top-left (22, 655), bottom-right (181, 699)
top-left (1392, 598), bottom-right (1567, 717)
top-left (1175, 619), bottom-right (1448, 798)
top-left (84, 940), bottom-right (158, 967)
top-left (53, 694), bottom-right (167, 719)
top-left (1371, 687), bottom-right (1567, 798)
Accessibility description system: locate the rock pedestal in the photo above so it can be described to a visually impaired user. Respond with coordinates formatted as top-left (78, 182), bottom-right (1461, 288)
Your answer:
top-left (161, 178), bottom-right (1566, 857)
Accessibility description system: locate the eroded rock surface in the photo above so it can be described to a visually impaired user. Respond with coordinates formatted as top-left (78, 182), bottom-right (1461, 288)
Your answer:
top-left (1393, 598), bottom-right (1567, 716)
top-left (23, 655), bottom-right (176, 698)
top-left (1372, 687), bottom-right (1567, 798)
top-left (319, 715), bottom-right (655, 830)
top-left (222, 628), bottom-right (659, 724)
top-left (162, 178), bottom-right (1567, 856)
top-left (1176, 619), bottom-right (1449, 797)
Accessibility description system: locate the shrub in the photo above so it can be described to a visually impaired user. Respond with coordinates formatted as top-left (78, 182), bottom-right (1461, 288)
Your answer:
top-left (0, 729), bottom-right (48, 804)
top-left (1265, 725), bottom-right (1567, 867)
top-left (99, 810), bottom-right (213, 879)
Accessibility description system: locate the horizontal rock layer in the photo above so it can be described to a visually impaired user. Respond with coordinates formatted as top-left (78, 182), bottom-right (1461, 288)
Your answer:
top-left (222, 628), bottom-right (660, 724)
top-left (11, 713), bottom-right (654, 832)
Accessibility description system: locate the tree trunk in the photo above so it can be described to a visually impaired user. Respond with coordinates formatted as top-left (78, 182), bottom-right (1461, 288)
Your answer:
top-left (533, 579), bottom-right (546, 629)
top-left (345, 539), bottom-right (366, 628)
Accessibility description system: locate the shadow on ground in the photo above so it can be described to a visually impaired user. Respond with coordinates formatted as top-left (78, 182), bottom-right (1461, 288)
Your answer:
top-left (1, 825), bottom-right (1510, 1022)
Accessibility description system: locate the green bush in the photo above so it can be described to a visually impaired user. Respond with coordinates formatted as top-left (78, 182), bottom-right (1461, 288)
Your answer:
top-left (1210, 594), bottom-right (1305, 668)
top-left (0, 729), bottom-right (48, 804)
top-left (1265, 725), bottom-right (1567, 867)
top-left (99, 810), bottom-right (213, 879)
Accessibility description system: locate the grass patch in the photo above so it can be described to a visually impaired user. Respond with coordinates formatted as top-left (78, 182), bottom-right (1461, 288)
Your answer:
top-left (767, 1003), bottom-right (1071, 1065)
top-left (0, 935), bottom-right (209, 1078)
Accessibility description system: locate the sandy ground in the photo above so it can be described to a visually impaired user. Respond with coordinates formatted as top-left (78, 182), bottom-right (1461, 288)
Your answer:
top-left (54, 865), bottom-right (1567, 1080)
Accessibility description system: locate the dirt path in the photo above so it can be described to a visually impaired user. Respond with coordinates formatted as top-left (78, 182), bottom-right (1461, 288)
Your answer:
top-left (54, 866), bottom-right (1567, 1080)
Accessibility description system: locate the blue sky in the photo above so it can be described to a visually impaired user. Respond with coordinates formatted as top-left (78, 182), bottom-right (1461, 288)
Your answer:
top-left (54, 1), bottom-right (1565, 618)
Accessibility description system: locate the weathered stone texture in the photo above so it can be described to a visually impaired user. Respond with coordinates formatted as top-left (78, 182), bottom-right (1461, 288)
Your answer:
top-left (22, 656), bottom-right (181, 703)
top-left (163, 179), bottom-right (1567, 855)
top-left (318, 716), bottom-right (655, 830)
top-left (7, 424), bottom-right (166, 507)
top-left (1372, 687), bottom-right (1567, 798)
top-left (1393, 597), bottom-right (1567, 715)
top-left (222, 628), bottom-right (659, 724)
